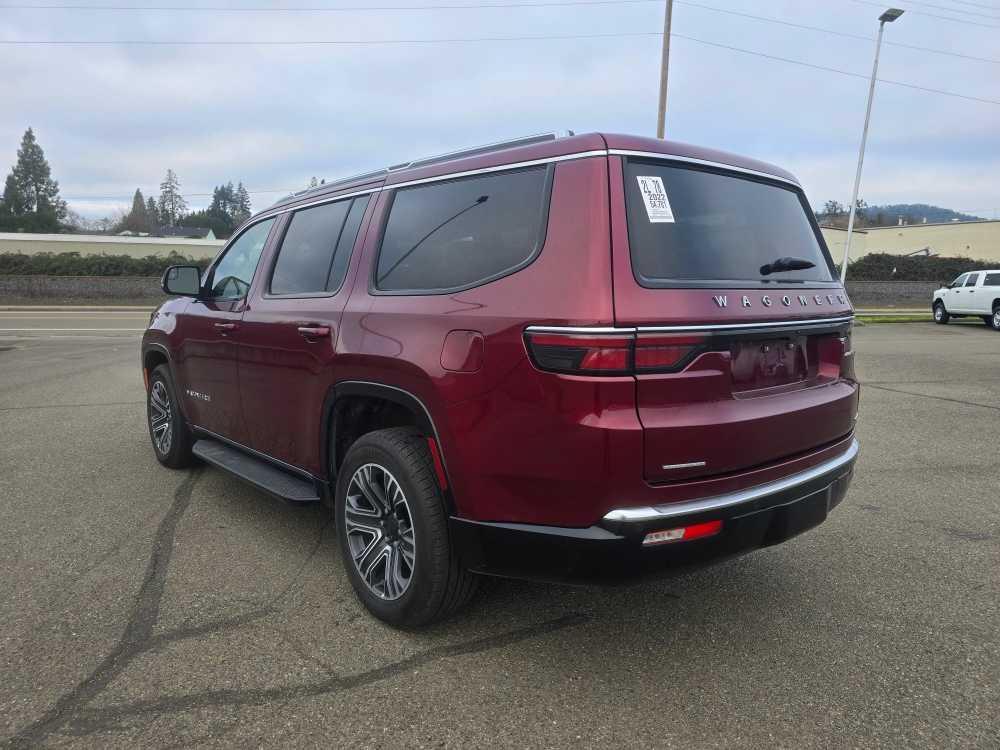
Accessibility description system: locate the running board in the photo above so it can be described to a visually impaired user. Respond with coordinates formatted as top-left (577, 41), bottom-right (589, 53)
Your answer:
top-left (192, 439), bottom-right (320, 504)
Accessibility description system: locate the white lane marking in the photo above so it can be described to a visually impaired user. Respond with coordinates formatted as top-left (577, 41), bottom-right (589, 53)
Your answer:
top-left (0, 328), bottom-right (146, 331)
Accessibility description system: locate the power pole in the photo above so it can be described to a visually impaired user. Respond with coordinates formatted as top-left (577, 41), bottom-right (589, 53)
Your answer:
top-left (656, 0), bottom-right (674, 139)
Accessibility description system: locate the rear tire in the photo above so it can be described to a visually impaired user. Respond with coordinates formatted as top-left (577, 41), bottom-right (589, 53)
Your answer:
top-left (991, 306), bottom-right (1000, 331)
top-left (147, 364), bottom-right (194, 468)
top-left (933, 301), bottom-right (950, 324)
top-left (334, 427), bottom-right (478, 627)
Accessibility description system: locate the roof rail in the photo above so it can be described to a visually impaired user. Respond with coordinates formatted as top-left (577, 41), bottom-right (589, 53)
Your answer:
top-left (267, 131), bottom-right (574, 210)
top-left (403, 131), bottom-right (574, 171)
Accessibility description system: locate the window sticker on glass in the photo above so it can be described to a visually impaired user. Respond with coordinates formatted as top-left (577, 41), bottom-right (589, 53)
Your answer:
top-left (636, 175), bottom-right (675, 223)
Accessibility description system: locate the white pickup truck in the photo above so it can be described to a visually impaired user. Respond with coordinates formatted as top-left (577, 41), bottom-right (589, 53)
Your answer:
top-left (933, 271), bottom-right (1000, 329)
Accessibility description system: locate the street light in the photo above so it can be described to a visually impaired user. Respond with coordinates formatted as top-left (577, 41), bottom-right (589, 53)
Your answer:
top-left (840, 7), bottom-right (904, 283)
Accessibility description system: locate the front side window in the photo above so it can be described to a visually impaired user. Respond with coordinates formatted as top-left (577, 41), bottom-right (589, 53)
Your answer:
top-left (375, 166), bottom-right (550, 293)
top-left (208, 218), bottom-right (275, 299)
top-left (952, 273), bottom-right (969, 288)
top-left (965, 273), bottom-right (980, 287)
top-left (624, 159), bottom-right (835, 287)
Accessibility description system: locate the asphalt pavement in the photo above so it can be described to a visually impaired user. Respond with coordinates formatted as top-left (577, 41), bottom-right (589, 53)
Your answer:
top-left (0, 314), bottom-right (997, 748)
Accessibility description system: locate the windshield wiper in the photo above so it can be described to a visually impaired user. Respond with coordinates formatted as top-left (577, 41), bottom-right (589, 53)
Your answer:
top-left (760, 256), bottom-right (816, 276)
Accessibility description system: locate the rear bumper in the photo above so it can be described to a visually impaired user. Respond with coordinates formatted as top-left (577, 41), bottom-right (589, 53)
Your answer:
top-left (450, 438), bottom-right (858, 584)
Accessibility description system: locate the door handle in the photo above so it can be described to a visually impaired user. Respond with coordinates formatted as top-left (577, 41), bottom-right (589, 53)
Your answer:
top-left (297, 325), bottom-right (331, 339)
top-left (214, 322), bottom-right (238, 331)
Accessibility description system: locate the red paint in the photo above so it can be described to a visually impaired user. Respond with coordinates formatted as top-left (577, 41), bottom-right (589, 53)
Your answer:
top-left (143, 132), bottom-right (859, 529)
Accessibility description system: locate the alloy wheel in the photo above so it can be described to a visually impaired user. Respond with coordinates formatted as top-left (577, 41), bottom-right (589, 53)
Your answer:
top-left (994, 309), bottom-right (1000, 330)
top-left (149, 380), bottom-right (173, 455)
top-left (344, 463), bottom-right (416, 600)
top-left (934, 305), bottom-right (943, 322)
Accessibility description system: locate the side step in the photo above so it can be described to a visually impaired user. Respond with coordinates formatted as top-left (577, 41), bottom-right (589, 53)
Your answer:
top-left (192, 439), bottom-right (320, 504)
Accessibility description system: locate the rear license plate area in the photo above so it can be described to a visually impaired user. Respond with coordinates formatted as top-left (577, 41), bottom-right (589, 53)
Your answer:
top-left (730, 336), bottom-right (809, 392)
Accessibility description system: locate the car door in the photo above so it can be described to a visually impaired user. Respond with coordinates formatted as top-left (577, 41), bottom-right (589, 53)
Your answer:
top-left (238, 193), bottom-right (376, 474)
top-left (966, 271), bottom-right (990, 314)
top-left (960, 272), bottom-right (982, 313)
top-left (173, 217), bottom-right (276, 441)
top-left (946, 273), bottom-right (970, 312)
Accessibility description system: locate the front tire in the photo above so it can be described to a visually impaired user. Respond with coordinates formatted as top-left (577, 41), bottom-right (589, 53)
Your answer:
top-left (335, 428), bottom-right (478, 627)
top-left (991, 306), bottom-right (1000, 331)
top-left (147, 364), bottom-right (194, 468)
top-left (933, 301), bottom-right (950, 324)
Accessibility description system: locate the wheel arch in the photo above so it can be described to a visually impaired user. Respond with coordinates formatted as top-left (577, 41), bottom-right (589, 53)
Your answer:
top-left (322, 381), bottom-right (455, 512)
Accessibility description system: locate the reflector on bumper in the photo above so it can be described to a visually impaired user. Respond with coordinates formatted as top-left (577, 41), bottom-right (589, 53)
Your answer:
top-left (642, 519), bottom-right (723, 546)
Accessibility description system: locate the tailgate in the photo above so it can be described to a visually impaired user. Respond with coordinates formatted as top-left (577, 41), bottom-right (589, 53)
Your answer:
top-left (634, 320), bottom-right (857, 483)
top-left (607, 151), bottom-right (858, 484)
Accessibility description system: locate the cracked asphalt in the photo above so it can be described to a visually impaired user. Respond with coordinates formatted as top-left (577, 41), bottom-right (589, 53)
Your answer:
top-left (0, 321), bottom-right (997, 748)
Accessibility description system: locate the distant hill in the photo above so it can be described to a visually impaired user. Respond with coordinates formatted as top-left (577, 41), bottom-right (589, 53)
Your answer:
top-left (864, 204), bottom-right (984, 225)
top-left (818, 202), bottom-right (985, 228)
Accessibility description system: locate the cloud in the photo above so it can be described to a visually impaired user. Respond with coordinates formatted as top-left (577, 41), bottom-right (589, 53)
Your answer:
top-left (0, 0), bottom-right (996, 218)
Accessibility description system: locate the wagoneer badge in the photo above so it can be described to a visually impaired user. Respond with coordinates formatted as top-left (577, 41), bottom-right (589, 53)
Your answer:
top-left (712, 294), bottom-right (847, 309)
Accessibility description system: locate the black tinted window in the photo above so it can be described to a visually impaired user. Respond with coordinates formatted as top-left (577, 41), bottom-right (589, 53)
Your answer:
top-left (985, 273), bottom-right (1000, 286)
top-left (624, 160), bottom-right (834, 286)
top-left (327, 196), bottom-right (370, 293)
top-left (270, 200), bottom-right (351, 295)
top-left (376, 167), bottom-right (550, 292)
top-left (965, 273), bottom-right (980, 287)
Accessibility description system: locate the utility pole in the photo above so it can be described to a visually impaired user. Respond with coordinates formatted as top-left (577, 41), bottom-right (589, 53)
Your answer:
top-left (841, 8), bottom-right (904, 283)
top-left (656, 0), bottom-right (674, 139)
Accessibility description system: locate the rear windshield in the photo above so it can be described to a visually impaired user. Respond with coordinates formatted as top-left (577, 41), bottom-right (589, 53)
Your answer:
top-left (624, 159), bottom-right (835, 287)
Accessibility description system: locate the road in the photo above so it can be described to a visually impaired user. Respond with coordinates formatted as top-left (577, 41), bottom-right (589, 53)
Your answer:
top-left (0, 315), bottom-right (997, 748)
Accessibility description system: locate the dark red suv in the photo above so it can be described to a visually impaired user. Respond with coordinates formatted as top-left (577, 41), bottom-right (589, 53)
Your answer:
top-left (142, 132), bottom-right (859, 626)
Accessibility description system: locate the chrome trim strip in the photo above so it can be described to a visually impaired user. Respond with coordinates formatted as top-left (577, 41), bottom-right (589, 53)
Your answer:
top-left (525, 316), bottom-right (853, 336)
top-left (525, 325), bottom-right (631, 334)
top-left (603, 438), bottom-right (859, 523)
top-left (638, 315), bottom-right (854, 333)
top-left (661, 461), bottom-right (707, 470)
top-left (386, 150), bottom-right (607, 191)
top-left (191, 425), bottom-right (316, 481)
top-left (608, 149), bottom-right (801, 188)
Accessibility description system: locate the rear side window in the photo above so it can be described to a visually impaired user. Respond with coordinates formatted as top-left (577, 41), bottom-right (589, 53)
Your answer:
top-left (623, 159), bottom-right (835, 287)
top-left (965, 273), bottom-right (980, 287)
top-left (985, 273), bottom-right (1000, 286)
top-left (375, 166), bottom-right (551, 293)
top-left (269, 196), bottom-right (369, 296)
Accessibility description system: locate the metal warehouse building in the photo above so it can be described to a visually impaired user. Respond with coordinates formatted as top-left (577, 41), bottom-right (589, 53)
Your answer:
top-left (822, 220), bottom-right (1000, 264)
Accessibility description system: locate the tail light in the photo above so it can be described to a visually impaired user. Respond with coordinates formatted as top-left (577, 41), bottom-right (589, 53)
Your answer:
top-left (524, 331), bottom-right (706, 375)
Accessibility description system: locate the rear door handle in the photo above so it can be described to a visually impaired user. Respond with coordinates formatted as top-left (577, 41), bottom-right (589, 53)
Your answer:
top-left (297, 325), bottom-right (331, 339)
top-left (214, 322), bottom-right (238, 331)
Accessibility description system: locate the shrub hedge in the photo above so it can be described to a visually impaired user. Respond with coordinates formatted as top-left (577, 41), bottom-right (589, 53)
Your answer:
top-left (0, 252), bottom-right (210, 277)
top-left (846, 253), bottom-right (994, 282)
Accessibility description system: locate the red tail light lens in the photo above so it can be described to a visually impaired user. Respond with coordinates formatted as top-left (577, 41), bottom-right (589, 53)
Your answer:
top-left (634, 333), bottom-right (706, 372)
top-left (524, 331), bottom-right (706, 375)
top-left (525, 332), bottom-right (633, 375)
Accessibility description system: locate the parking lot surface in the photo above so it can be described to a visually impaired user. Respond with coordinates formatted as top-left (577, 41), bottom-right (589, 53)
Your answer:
top-left (0, 319), bottom-right (997, 748)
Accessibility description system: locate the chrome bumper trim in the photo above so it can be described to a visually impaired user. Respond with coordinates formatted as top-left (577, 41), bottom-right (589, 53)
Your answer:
top-left (602, 438), bottom-right (859, 523)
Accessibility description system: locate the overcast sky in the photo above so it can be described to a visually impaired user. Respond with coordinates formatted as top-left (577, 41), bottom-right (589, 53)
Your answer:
top-left (1, 0), bottom-right (998, 220)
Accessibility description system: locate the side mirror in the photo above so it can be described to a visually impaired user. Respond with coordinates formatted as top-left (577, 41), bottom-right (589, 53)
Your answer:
top-left (161, 265), bottom-right (202, 297)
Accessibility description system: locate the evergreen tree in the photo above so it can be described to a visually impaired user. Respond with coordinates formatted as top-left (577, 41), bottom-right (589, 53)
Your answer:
top-left (0, 128), bottom-right (67, 232)
top-left (157, 169), bottom-right (187, 226)
top-left (146, 196), bottom-right (158, 224)
top-left (235, 182), bottom-right (252, 224)
top-left (120, 188), bottom-right (153, 234)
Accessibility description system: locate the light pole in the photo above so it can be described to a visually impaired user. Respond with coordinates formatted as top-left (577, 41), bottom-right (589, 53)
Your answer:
top-left (840, 7), bottom-right (904, 283)
top-left (656, 0), bottom-right (674, 138)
